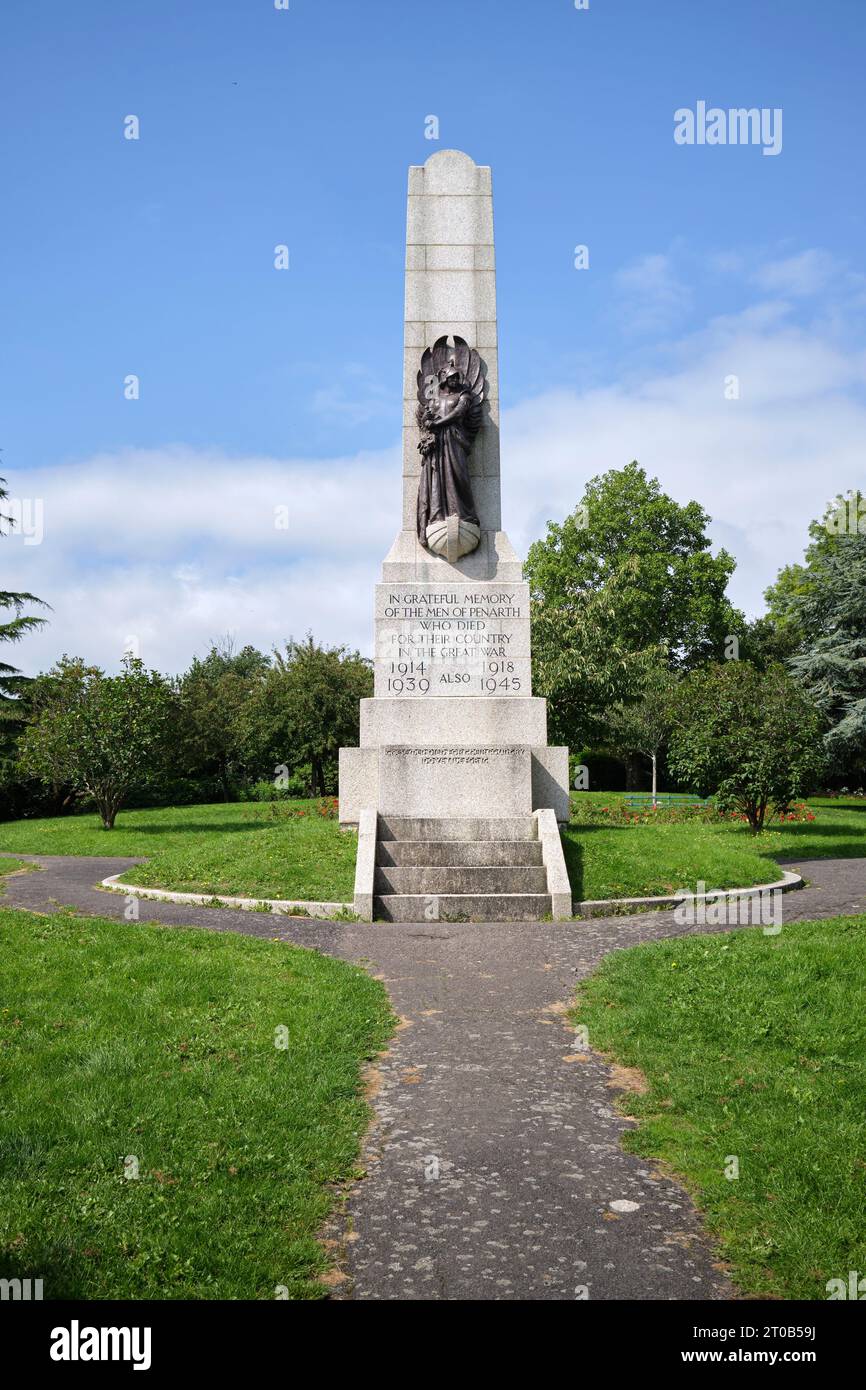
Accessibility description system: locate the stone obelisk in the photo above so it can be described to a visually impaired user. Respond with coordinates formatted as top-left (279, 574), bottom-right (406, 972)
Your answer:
top-left (339, 150), bottom-right (570, 919)
top-left (384, 148), bottom-right (516, 582)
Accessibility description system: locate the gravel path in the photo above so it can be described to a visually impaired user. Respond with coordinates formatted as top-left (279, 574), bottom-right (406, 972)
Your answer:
top-left (3, 851), bottom-right (864, 1301)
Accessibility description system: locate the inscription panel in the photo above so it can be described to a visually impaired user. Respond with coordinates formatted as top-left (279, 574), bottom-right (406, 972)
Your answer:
top-left (378, 744), bottom-right (531, 818)
top-left (374, 582), bottom-right (532, 698)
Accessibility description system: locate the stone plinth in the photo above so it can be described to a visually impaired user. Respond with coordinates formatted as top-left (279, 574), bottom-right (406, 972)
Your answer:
top-left (339, 743), bottom-right (570, 826)
top-left (359, 696), bottom-right (548, 748)
top-left (379, 745), bottom-right (531, 820)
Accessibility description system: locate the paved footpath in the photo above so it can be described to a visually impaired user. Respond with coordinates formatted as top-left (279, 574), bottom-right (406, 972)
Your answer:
top-left (3, 853), bottom-right (865, 1301)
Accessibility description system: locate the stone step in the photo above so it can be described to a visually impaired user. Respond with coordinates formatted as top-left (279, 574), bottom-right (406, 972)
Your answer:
top-left (374, 893), bottom-right (552, 923)
top-left (378, 816), bottom-right (537, 842)
top-left (375, 865), bottom-right (549, 895)
top-left (377, 839), bottom-right (543, 867)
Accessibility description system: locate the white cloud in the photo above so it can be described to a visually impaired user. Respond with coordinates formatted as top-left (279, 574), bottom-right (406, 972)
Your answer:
top-left (613, 251), bottom-right (692, 333)
top-left (752, 248), bottom-right (840, 297)
top-left (4, 262), bottom-right (866, 678)
top-left (2, 446), bottom-right (397, 675)
top-left (501, 300), bottom-right (866, 618)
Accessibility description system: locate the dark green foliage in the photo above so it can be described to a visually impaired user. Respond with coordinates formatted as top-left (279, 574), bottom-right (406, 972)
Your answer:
top-left (668, 661), bottom-right (825, 832)
top-left (18, 655), bottom-right (176, 829)
top-left (525, 461), bottom-right (743, 667)
top-left (787, 531), bottom-right (866, 773)
top-left (760, 491), bottom-right (866, 779)
top-left (243, 634), bottom-right (372, 796)
top-left (176, 640), bottom-right (270, 800)
top-left (602, 649), bottom-right (679, 799)
top-left (0, 472), bottom-right (48, 818)
top-left (525, 462), bottom-right (744, 749)
top-left (0, 474), bottom-right (48, 705)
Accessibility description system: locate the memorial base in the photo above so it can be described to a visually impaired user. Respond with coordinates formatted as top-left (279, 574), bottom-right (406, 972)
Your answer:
top-left (339, 742), bottom-right (569, 825)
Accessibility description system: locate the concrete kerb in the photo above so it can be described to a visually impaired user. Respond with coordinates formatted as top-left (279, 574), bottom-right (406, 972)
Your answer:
top-left (101, 864), bottom-right (804, 925)
top-left (572, 868), bottom-right (804, 918)
top-left (100, 873), bottom-right (355, 920)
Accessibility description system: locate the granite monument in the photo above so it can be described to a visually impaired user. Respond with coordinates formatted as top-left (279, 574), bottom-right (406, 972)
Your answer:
top-left (339, 149), bottom-right (571, 921)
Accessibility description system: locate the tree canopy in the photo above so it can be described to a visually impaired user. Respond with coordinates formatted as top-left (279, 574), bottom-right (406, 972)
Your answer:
top-left (787, 532), bottom-right (866, 771)
top-left (178, 640), bottom-right (270, 800)
top-left (243, 635), bottom-right (372, 796)
top-left (764, 490), bottom-right (865, 641)
top-left (762, 491), bottom-right (866, 776)
top-left (0, 473), bottom-right (47, 708)
top-left (526, 462), bottom-right (743, 755)
top-left (525, 461), bottom-right (742, 669)
top-left (667, 661), bottom-right (825, 832)
top-left (0, 471), bottom-right (48, 813)
top-left (19, 655), bottom-right (175, 828)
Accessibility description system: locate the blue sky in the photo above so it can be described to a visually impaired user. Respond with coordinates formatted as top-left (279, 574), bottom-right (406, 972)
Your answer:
top-left (2, 0), bottom-right (865, 672)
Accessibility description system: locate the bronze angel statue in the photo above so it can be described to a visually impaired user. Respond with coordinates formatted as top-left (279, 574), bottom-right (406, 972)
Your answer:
top-left (415, 335), bottom-right (486, 561)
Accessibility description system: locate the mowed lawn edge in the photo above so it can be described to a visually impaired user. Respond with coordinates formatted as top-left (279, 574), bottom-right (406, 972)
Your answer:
top-left (0, 858), bottom-right (34, 879)
top-left (573, 914), bottom-right (866, 1299)
top-left (562, 794), bottom-right (866, 901)
top-left (0, 802), bottom-right (359, 903)
top-left (0, 907), bottom-right (395, 1299)
top-left (1, 796), bottom-right (865, 905)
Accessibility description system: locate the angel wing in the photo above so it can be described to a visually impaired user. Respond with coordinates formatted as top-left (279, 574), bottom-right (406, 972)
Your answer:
top-left (416, 335), bottom-right (487, 439)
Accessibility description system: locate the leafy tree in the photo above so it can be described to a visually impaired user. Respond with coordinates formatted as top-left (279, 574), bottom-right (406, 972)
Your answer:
top-left (530, 579), bottom-right (649, 750)
top-left (603, 651), bottom-right (679, 803)
top-left (787, 531), bottom-right (866, 772)
top-left (5, 664), bottom-right (80, 817)
top-left (244, 635), bottom-right (372, 796)
top-left (738, 615), bottom-right (801, 671)
top-left (18, 655), bottom-right (175, 828)
top-left (761, 492), bottom-right (866, 776)
top-left (764, 489), bottom-right (865, 644)
top-left (0, 472), bottom-right (48, 815)
top-left (0, 586), bottom-right (46, 705)
top-left (0, 474), bottom-right (48, 707)
top-left (525, 461), bottom-right (743, 670)
top-left (667, 661), bottom-right (825, 833)
top-left (178, 639), bottom-right (270, 799)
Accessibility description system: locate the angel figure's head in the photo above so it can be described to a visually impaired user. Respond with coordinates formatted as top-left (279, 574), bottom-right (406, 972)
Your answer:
top-left (438, 358), bottom-right (463, 391)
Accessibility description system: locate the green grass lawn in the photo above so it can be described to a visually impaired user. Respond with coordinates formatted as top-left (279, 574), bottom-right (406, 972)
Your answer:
top-left (563, 793), bottom-right (866, 901)
top-left (0, 907), bottom-right (393, 1299)
top-left (0, 858), bottom-right (32, 880)
top-left (574, 914), bottom-right (866, 1299)
top-left (0, 802), bottom-right (358, 902)
top-left (2, 793), bottom-right (865, 907)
